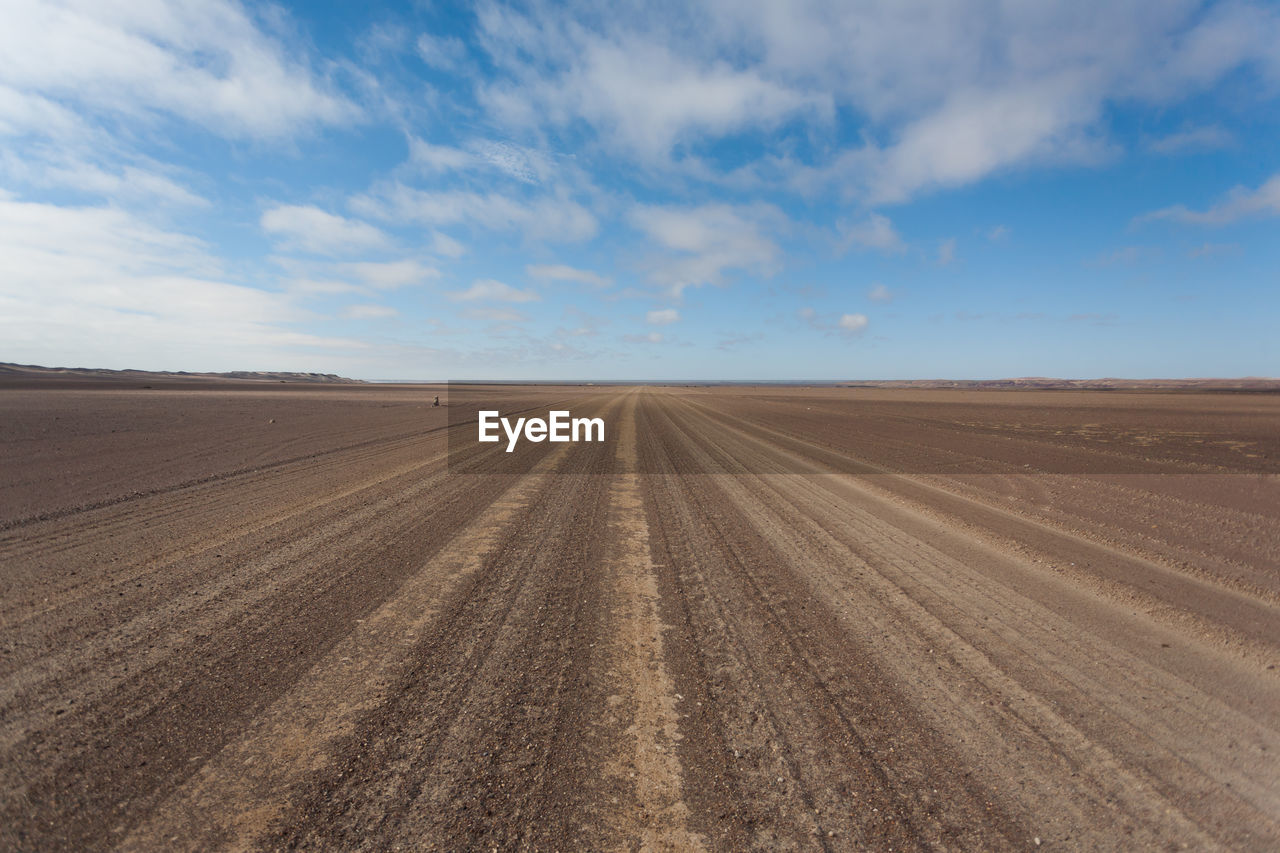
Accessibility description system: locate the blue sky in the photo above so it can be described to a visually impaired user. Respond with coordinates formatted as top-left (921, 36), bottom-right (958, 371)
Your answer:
top-left (1, 0), bottom-right (1277, 380)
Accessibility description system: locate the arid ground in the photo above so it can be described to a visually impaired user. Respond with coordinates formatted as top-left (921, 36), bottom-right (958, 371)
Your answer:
top-left (1, 380), bottom-right (1278, 850)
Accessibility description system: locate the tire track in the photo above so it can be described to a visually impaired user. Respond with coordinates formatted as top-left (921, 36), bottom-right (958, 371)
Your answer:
top-left (673, 392), bottom-right (1280, 655)
top-left (0, 432), bottom-right (539, 850)
top-left (121, 439), bottom-right (571, 851)
top-left (597, 391), bottom-right (705, 851)
top-left (657, 389), bottom-right (1279, 849)
top-left (264, 395), bottom-right (626, 850)
top-left (637, 395), bottom-right (1023, 850)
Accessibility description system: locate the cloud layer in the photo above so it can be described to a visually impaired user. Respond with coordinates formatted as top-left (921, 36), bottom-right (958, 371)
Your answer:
top-left (1, 1), bottom-right (1276, 378)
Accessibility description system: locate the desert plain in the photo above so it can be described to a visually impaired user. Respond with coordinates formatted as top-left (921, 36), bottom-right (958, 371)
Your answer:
top-left (1, 375), bottom-right (1278, 850)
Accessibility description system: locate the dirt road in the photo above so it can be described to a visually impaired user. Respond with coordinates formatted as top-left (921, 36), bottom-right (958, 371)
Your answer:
top-left (2, 383), bottom-right (1277, 850)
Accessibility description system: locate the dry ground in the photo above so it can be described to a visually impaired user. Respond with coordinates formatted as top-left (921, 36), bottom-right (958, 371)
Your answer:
top-left (1, 382), bottom-right (1277, 850)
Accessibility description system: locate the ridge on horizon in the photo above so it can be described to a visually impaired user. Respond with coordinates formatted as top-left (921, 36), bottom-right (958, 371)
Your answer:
top-left (4, 362), bottom-right (1277, 390)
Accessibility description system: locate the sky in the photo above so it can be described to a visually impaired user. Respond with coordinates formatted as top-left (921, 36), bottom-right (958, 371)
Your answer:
top-left (1, 0), bottom-right (1278, 380)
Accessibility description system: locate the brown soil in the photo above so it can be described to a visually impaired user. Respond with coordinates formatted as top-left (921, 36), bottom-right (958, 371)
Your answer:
top-left (1, 384), bottom-right (1277, 850)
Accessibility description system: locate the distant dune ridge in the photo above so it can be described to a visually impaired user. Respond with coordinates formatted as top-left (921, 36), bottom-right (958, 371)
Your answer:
top-left (0, 362), bottom-right (1276, 390)
top-left (0, 362), bottom-right (359, 384)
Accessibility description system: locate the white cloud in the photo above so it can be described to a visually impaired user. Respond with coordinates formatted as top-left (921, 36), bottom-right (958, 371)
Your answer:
top-left (526, 264), bottom-right (612, 288)
top-left (800, 306), bottom-right (869, 337)
top-left (286, 278), bottom-right (364, 296)
top-left (0, 0), bottom-right (357, 140)
top-left (262, 205), bottom-right (391, 256)
top-left (463, 306), bottom-right (528, 325)
top-left (1148, 125), bottom-right (1234, 155)
top-left (987, 225), bottom-right (1010, 242)
top-left (555, 307), bottom-right (607, 338)
top-left (338, 260), bottom-right (439, 289)
top-left (868, 283), bottom-right (893, 303)
top-left (869, 83), bottom-right (1110, 204)
top-left (0, 147), bottom-right (207, 207)
top-left (478, 14), bottom-right (830, 161)
top-left (1123, 1), bottom-right (1280, 99)
top-left (474, 1), bottom-right (1280, 202)
top-left (408, 139), bottom-right (475, 172)
top-left (469, 140), bottom-right (552, 184)
top-left (1139, 173), bottom-right (1280, 225)
top-left (838, 213), bottom-right (905, 254)
top-left (449, 279), bottom-right (540, 303)
top-left (416, 32), bottom-right (468, 71)
top-left (430, 231), bottom-right (466, 258)
top-left (408, 136), bottom-right (555, 185)
top-left (354, 185), bottom-right (598, 243)
top-left (646, 308), bottom-right (679, 325)
top-left (0, 198), bottom-right (364, 371)
top-left (623, 331), bottom-right (664, 344)
top-left (0, 81), bottom-right (208, 208)
top-left (0, 84), bottom-right (88, 139)
top-left (838, 313), bottom-right (869, 334)
top-left (629, 203), bottom-right (781, 296)
top-left (342, 304), bottom-right (398, 320)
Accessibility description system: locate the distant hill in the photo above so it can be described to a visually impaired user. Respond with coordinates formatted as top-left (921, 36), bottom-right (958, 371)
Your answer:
top-left (0, 362), bottom-right (360, 384)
